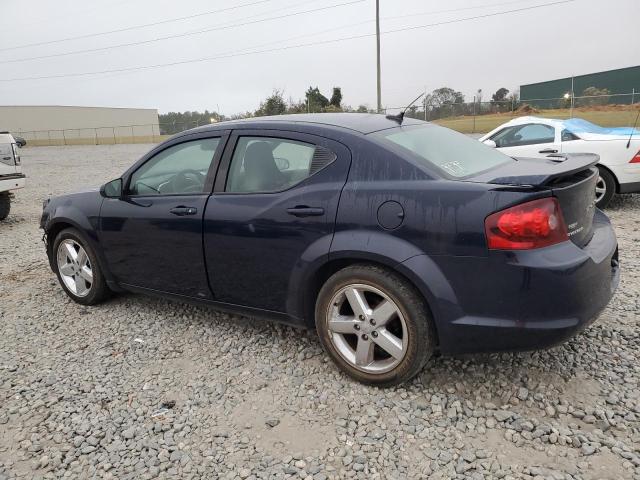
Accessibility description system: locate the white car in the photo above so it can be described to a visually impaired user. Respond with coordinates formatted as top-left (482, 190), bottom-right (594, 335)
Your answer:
top-left (480, 116), bottom-right (640, 208)
top-left (0, 132), bottom-right (26, 220)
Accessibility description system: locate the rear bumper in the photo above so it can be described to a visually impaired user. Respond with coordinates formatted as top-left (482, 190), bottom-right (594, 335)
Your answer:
top-left (400, 209), bottom-right (619, 355)
top-left (0, 173), bottom-right (26, 192)
top-left (609, 162), bottom-right (640, 192)
top-left (619, 181), bottom-right (640, 194)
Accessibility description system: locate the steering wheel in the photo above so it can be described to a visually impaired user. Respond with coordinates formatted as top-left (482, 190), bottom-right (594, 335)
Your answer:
top-left (168, 169), bottom-right (206, 193)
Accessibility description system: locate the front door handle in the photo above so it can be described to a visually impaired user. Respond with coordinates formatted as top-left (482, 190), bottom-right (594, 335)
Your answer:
top-left (170, 206), bottom-right (198, 216)
top-left (2, 156), bottom-right (11, 161)
top-left (286, 206), bottom-right (324, 217)
top-left (539, 148), bottom-right (558, 154)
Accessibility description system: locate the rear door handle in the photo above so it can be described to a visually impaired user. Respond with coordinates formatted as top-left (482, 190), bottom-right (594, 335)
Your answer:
top-left (170, 206), bottom-right (198, 216)
top-left (539, 148), bottom-right (558, 154)
top-left (286, 206), bottom-right (324, 217)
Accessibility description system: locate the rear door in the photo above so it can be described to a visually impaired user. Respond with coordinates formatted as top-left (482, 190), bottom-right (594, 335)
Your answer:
top-left (203, 129), bottom-right (351, 314)
top-left (99, 132), bottom-right (227, 298)
top-left (490, 123), bottom-right (560, 158)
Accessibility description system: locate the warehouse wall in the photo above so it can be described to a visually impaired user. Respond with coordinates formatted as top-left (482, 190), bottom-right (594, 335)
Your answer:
top-left (520, 65), bottom-right (640, 108)
top-left (0, 105), bottom-right (161, 145)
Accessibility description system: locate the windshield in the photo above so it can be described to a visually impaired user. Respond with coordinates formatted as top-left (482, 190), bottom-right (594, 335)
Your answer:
top-left (373, 124), bottom-right (511, 178)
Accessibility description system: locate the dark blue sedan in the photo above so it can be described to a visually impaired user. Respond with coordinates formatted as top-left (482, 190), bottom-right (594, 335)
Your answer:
top-left (40, 114), bottom-right (619, 386)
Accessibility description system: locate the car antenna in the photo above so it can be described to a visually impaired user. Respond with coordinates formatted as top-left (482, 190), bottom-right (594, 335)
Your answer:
top-left (626, 108), bottom-right (640, 149)
top-left (386, 92), bottom-right (426, 124)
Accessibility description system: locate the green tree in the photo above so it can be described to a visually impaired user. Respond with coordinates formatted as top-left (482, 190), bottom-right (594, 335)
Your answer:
top-left (330, 87), bottom-right (343, 109)
top-left (306, 86), bottom-right (329, 112)
top-left (491, 87), bottom-right (509, 103)
top-left (255, 89), bottom-right (287, 117)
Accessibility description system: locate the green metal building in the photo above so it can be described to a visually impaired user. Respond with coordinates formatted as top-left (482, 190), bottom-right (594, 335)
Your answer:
top-left (520, 65), bottom-right (640, 108)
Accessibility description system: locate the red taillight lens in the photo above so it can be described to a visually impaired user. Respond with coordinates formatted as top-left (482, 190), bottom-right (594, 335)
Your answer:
top-left (485, 197), bottom-right (568, 250)
top-left (630, 149), bottom-right (640, 163)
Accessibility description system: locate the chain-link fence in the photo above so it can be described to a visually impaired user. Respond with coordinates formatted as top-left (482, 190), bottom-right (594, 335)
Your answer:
top-left (12, 120), bottom-right (219, 147)
top-left (12, 91), bottom-right (640, 146)
top-left (387, 91), bottom-right (639, 134)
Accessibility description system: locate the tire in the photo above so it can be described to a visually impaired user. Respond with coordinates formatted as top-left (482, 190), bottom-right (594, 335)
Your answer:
top-left (52, 228), bottom-right (110, 305)
top-left (315, 264), bottom-right (435, 387)
top-left (595, 167), bottom-right (616, 209)
top-left (0, 194), bottom-right (10, 221)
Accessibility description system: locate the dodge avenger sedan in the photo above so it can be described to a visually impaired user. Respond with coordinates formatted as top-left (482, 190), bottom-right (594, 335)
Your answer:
top-left (40, 114), bottom-right (619, 386)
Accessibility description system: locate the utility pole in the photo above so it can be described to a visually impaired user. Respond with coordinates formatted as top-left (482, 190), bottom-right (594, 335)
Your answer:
top-left (376, 0), bottom-right (382, 113)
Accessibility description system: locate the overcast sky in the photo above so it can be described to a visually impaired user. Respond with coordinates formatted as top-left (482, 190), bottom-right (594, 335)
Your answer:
top-left (0, 0), bottom-right (638, 115)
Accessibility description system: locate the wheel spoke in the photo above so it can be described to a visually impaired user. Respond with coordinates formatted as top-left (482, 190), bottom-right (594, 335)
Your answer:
top-left (328, 317), bottom-right (358, 334)
top-left (59, 263), bottom-right (75, 276)
top-left (76, 249), bottom-right (88, 267)
top-left (79, 266), bottom-right (93, 283)
top-left (354, 338), bottom-right (374, 366)
top-left (372, 300), bottom-right (397, 326)
top-left (373, 328), bottom-right (404, 359)
top-left (74, 276), bottom-right (88, 296)
top-left (345, 287), bottom-right (369, 318)
top-left (64, 242), bottom-right (78, 262)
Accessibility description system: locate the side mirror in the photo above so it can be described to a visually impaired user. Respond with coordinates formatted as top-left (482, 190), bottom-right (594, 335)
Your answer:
top-left (100, 178), bottom-right (123, 198)
top-left (14, 136), bottom-right (26, 148)
top-left (483, 139), bottom-right (497, 148)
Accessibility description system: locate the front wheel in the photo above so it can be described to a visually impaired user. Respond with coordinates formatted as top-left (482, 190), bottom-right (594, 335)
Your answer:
top-left (0, 193), bottom-right (10, 220)
top-left (315, 264), bottom-right (435, 386)
top-left (52, 228), bottom-right (110, 305)
top-left (595, 167), bottom-right (616, 209)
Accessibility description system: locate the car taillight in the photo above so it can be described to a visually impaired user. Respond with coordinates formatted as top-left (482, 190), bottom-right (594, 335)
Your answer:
top-left (630, 149), bottom-right (640, 163)
top-left (485, 197), bottom-right (568, 250)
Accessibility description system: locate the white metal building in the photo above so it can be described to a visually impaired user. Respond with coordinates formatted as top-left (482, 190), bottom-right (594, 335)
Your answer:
top-left (0, 105), bottom-right (160, 145)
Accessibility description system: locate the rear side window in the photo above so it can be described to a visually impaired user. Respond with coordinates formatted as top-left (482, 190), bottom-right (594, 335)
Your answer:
top-left (226, 137), bottom-right (335, 193)
top-left (491, 124), bottom-right (555, 147)
top-left (373, 124), bottom-right (510, 178)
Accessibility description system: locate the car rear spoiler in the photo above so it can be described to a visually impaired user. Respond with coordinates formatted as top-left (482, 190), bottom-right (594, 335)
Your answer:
top-left (471, 153), bottom-right (599, 187)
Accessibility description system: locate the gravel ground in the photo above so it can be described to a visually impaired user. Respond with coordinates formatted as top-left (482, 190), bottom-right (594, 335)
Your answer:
top-left (1, 144), bottom-right (639, 480)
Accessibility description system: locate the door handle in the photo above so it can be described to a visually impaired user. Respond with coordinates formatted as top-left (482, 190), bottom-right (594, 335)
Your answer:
top-left (2, 156), bottom-right (11, 161)
top-left (539, 148), bottom-right (558, 154)
top-left (286, 206), bottom-right (324, 217)
top-left (170, 206), bottom-right (198, 216)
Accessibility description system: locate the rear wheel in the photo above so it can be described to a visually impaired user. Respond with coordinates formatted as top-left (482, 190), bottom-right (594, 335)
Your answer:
top-left (0, 193), bottom-right (10, 220)
top-left (315, 264), bottom-right (434, 386)
top-left (53, 228), bottom-right (110, 305)
top-left (595, 167), bottom-right (616, 209)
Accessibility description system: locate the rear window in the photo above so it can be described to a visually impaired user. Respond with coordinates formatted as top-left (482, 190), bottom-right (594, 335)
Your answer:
top-left (373, 124), bottom-right (511, 178)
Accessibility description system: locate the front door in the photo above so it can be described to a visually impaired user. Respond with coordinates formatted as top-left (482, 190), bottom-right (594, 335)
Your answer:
top-left (203, 130), bottom-right (351, 314)
top-left (491, 123), bottom-right (559, 158)
top-left (99, 134), bottom-right (226, 299)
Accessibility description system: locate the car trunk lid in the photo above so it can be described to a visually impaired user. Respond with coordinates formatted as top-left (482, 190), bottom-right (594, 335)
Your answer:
top-left (468, 153), bottom-right (599, 247)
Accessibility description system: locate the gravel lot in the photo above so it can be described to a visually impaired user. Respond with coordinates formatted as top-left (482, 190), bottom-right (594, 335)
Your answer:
top-left (1, 144), bottom-right (639, 480)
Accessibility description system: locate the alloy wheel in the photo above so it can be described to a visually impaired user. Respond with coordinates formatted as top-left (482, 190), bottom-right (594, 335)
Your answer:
top-left (326, 283), bottom-right (408, 374)
top-left (56, 239), bottom-right (93, 297)
top-left (595, 175), bottom-right (606, 203)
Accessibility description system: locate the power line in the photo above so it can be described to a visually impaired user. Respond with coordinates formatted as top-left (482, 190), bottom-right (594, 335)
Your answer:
top-left (0, 0), bottom-right (548, 65)
top-left (0, 0), bottom-right (576, 83)
top-left (0, 0), bottom-right (365, 64)
top-left (0, 0), bottom-right (276, 52)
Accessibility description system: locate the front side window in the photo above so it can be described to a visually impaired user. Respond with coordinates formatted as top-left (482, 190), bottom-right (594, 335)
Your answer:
top-left (226, 137), bottom-right (329, 193)
top-left (491, 124), bottom-right (555, 147)
top-left (373, 124), bottom-right (511, 178)
top-left (129, 138), bottom-right (220, 195)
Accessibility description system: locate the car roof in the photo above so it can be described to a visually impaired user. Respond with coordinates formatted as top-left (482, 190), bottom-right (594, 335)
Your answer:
top-left (498, 116), bottom-right (565, 129)
top-left (186, 113), bottom-right (427, 135)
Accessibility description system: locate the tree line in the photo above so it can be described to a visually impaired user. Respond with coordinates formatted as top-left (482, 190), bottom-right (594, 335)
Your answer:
top-left (159, 84), bottom-right (613, 134)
